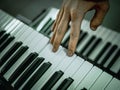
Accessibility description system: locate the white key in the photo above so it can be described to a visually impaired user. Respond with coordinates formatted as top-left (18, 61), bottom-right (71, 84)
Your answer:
top-left (4, 19), bottom-right (18, 31)
top-left (0, 16), bottom-right (13, 28)
top-left (90, 72), bottom-right (112, 90)
top-left (52, 56), bottom-right (84, 90)
top-left (105, 78), bottom-right (120, 90)
top-left (4, 31), bottom-right (47, 80)
top-left (103, 48), bottom-right (119, 68)
top-left (76, 35), bottom-right (90, 52)
top-left (20, 44), bottom-right (64, 89)
top-left (34, 48), bottom-right (76, 89)
top-left (76, 66), bottom-right (102, 90)
top-left (61, 29), bottom-right (70, 44)
top-left (68, 61), bottom-right (93, 90)
top-left (0, 15), bottom-right (12, 27)
top-left (36, 8), bottom-right (58, 32)
top-left (31, 46), bottom-right (64, 89)
top-left (110, 56), bottom-right (120, 73)
top-left (0, 25), bottom-right (33, 58)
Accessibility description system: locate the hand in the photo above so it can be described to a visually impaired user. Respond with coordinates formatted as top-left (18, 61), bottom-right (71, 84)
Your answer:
top-left (50, 0), bottom-right (109, 56)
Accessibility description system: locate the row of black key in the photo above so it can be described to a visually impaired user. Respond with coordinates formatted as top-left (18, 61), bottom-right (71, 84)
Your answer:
top-left (0, 31), bottom-right (75, 90)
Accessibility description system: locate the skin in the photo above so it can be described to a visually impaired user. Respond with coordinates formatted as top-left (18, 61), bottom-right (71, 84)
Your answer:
top-left (50, 0), bottom-right (109, 56)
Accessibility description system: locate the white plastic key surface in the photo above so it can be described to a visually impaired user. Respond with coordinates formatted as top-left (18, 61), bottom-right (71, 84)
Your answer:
top-left (52, 56), bottom-right (84, 90)
top-left (90, 72), bottom-right (112, 90)
top-left (68, 61), bottom-right (93, 90)
top-left (105, 78), bottom-right (120, 90)
top-left (76, 66), bottom-right (102, 90)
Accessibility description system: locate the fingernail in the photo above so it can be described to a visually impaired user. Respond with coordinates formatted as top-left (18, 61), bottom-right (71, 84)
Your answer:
top-left (91, 26), bottom-right (97, 31)
top-left (52, 48), bottom-right (57, 52)
top-left (67, 50), bottom-right (73, 57)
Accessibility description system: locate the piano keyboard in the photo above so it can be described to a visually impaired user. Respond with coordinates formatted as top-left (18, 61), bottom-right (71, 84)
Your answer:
top-left (0, 8), bottom-right (120, 90)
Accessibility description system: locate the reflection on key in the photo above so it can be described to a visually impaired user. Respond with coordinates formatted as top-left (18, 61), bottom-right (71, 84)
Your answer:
top-left (100, 45), bottom-right (117, 66)
top-left (0, 36), bottom-right (15, 52)
top-left (89, 72), bottom-right (112, 90)
top-left (22, 62), bottom-right (52, 90)
top-left (0, 33), bottom-right (10, 45)
top-left (1, 46), bottom-right (28, 75)
top-left (76, 66), bottom-right (102, 90)
top-left (41, 70), bottom-right (64, 90)
top-left (57, 77), bottom-right (74, 90)
top-left (14, 57), bottom-right (44, 89)
top-left (0, 30), bottom-right (6, 37)
top-left (94, 42), bottom-right (111, 64)
top-left (105, 78), bottom-right (120, 90)
top-left (0, 41), bottom-right (23, 67)
top-left (8, 52), bottom-right (38, 84)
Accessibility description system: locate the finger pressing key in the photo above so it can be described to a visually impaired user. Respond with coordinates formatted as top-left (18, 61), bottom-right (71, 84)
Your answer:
top-left (52, 11), bottom-right (70, 52)
top-left (68, 11), bottom-right (83, 56)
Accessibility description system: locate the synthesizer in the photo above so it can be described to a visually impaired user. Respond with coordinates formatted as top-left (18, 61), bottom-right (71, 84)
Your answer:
top-left (0, 8), bottom-right (120, 90)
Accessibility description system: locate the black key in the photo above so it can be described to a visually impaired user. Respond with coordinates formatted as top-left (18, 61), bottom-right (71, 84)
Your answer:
top-left (94, 42), bottom-right (111, 63)
top-left (44, 20), bottom-right (54, 35)
top-left (0, 30), bottom-right (6, 37)
top-left (40, 18), bottom-right (52, 33)
top-left (117, 70), bottom-right (120, 79)
top-left (0, 42), bottom-right (22, 67)
top-left (57, 77), bottom-right (74, 90)
top-left (14, 57), bottom-right (44, 89)
top-left (0, 36), bottom-right (15, 52)
top-left (79, 36), bottom-right (96, 55)
top-left (41, 70), bottom-right (64, 90)
top-left (76, 32), bottom-right (88, 48)
top-left (63, 36), bottom-right (70, 48)
top-left (0, 33), bottom-right (10, 45)
top-left (107, 49), bottom-right (120, 69)
top-left (1, 46), bottom-right (28, 75)
top-left (101, 45), bottom-right (117, 66)
top-left (43, 20), bottom-right (54, 34)
top-left (85, 38), bottom-right (102, 57)
top-left (22, 62), bottom-right (52, 90)
top-left (8, 52), bottom-right (38, 84)
top-left (81, 87), bottom-right (87, 90)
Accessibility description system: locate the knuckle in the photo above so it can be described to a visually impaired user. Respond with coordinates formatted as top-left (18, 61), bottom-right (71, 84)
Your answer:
top-left (64, 5), bottom-right (69, 11)
top-left (57, 27), bottom-right (62, 35)
top-left (70, 32), bottom-right (79, 40)
top-left (54, 39), bottom-right (60, 47)
top-left (71, 9), bottom-right (79, 19)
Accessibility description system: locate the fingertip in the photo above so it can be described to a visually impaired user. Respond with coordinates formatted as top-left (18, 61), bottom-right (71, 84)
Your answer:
top-left (52, 48), bottom-right (57, 52)
top-left (90, 25), bottom-right (98, 31)
top-left (67, 49), bottom-right (74, 57)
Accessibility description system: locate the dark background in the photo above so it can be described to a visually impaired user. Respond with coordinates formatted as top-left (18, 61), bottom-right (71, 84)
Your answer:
top-left (0, 0), bottom-right (120, 33)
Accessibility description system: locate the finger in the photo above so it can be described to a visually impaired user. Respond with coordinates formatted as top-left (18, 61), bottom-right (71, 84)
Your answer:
top-left (68, 11), bottom-right (83, 56)
top-left (50, 8), bottom-right (64, 44)
top-left (90, 6), bottom-right (109, 30)
top-left (52, 11), bottom-right (70, 52)
top-left (51, 8), bottom-right (64, 32)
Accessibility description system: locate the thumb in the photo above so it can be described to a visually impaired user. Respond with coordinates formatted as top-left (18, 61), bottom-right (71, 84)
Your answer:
top-left (90, 5), bottom-right (109, 30)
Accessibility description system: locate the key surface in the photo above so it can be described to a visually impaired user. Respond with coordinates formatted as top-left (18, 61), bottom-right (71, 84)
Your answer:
top-left (90, 72), bottom-right (112, 90)
top-left (0, 36), bottom-right (15, 52)
top-left (41, 70), bottom-right (64, 90)
top-left (0, 46), bottom-right (28, 75)
top-left (56, 77), bottom-right (74, 90)
top-left (105, 78), bottom-right (120, 90)
top-left (14, 57), bottom-right (44, 89)
top-left (76, 66), bottom-right (102, 90)
top-left (52, 56), bottom-right (84, 90)
top-left (68, 61), bottom-right (93, 90)
top-left (8, 52), bottom-right (38, 83)
top-left (0, 42), bottom-right (22, 67)
top-left (22, 62), bottom-right (52, 90)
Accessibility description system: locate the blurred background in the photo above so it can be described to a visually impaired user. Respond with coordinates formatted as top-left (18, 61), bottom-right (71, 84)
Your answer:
top-left (0, 0), bottom-right (120, 33)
